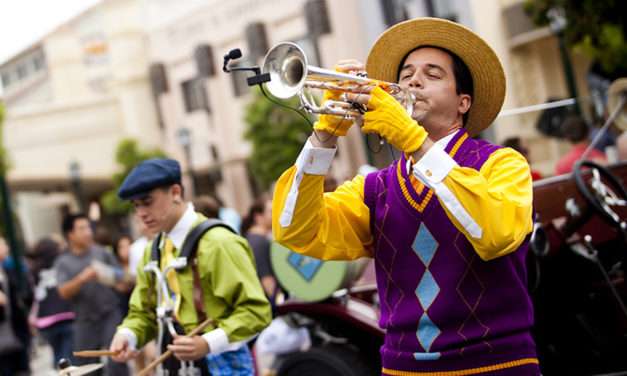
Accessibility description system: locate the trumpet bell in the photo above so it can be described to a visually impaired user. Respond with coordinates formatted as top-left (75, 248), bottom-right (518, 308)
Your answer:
top-left (262, 42), bottom-right (308, 99)
top-left (608, 78), bottom-right (627, 131)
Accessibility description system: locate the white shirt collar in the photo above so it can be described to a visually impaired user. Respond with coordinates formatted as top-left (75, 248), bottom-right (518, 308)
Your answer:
top-left (436, 131), bottom-right (458, 148)
top-left (167, 202), bottom-right (196, 250)
top-left (406, 130), bottom-right (460, 175)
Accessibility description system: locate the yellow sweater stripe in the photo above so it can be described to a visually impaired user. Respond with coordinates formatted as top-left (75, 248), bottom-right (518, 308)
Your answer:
top-left (397, 132), bottom-right (468, 214)
top-left (382, 358), bottom-right (539, 376)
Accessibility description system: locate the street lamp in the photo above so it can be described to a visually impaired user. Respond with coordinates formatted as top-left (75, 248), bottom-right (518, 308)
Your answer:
top-left (69, 160), bottom-right (86, 213)
top-left (176, 127), bottom-right (197, 197)
top-left (547, 6), bottom-right (580, 114)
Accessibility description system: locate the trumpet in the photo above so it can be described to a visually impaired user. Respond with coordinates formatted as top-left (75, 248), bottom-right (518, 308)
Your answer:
top-left (262, 42), bottom-right (415, 118)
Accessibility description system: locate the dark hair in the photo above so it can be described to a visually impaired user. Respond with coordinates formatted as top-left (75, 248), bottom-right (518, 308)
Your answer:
top-left (502, 136), bottom-right (528, 158)
top-left (502, 136), bottom-right (522, 151)
top-left (397, 45), bottom-right (474, 125)
top-left (61, 213), bottom-right (89, 238)
top-left (193, 195), bottom-right (220, 219)
top-left (113, 234), bottom-right (133, 260)
top-left (561, 115), bottom-right (590, 143)
top-left (30, 237), bottom-right (62, 282)
top-left (241, 196), bottom-right (269, 236)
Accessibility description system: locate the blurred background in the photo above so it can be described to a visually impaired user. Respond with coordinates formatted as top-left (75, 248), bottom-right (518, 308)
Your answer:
top-left (0, 0), bottom-right (625, 245)
top-left (0, 1), bottom-right (625, 373)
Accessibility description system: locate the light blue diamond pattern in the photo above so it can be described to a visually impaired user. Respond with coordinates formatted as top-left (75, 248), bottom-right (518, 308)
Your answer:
top-left (412, 224), bottom-right (438, 266)
top-left (416, 313), bottom-right (441, 352)
top-left (415, 270), bottom-right (439, 310)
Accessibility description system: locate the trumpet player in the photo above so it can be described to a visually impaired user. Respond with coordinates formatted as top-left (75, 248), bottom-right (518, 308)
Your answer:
top-left (272, 17), bottom-right (539, 375)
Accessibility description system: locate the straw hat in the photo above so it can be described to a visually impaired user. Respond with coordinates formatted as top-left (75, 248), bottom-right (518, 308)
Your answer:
top-left (366, 17), bottom-right (505, 136)
top-left (608, 78), bottom-right (627, 131)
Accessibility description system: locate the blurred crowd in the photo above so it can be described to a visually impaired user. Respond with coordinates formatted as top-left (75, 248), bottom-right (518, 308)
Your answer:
top-left (0, 191), bottom-right (280, 375)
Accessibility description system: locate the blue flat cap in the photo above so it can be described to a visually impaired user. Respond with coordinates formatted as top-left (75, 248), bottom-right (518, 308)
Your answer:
top-left (118, 158), bottom-right (182, 200)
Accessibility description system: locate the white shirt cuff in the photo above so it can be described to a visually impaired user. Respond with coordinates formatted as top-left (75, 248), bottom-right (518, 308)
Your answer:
top-left (117, 328), bottom-right (137, 351)
top-left (412, 143), bottom-right (456, 186)
top-left (202, 328), bottom-right (230, 354)
top-left (279, 139), bottom-right (336, 227)
top-left (295, 139), bottom-right (337, 174)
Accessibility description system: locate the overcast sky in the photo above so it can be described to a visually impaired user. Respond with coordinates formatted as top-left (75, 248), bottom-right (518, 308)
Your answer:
top-left (0, 0), bottom-right (101, 64)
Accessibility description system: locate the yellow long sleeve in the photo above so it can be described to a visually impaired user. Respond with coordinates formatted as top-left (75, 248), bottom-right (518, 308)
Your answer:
top-left (272, 166), bottom-right (373, 261)
top-left (440, 148), bottom-right (533, 261)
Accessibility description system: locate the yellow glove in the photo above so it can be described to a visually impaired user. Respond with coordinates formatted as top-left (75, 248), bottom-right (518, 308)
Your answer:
top-left (313, 73), bottom-right (354, 136)
top-left (362, 86), bottom-right (428, 153)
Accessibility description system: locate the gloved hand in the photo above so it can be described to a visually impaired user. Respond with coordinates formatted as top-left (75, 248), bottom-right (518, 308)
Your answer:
top-left (362, 86), bottom-right (428, 153)
top-left (313, 88), bottom-right (355, 136)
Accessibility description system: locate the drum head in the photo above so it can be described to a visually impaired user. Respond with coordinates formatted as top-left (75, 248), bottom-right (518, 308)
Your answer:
top-left (271, 242), bottom-right (349, 302)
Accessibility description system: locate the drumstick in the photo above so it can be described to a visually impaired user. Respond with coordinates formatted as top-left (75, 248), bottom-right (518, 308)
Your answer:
top-left (73, 350), bottom-right (119, 358)
top-left (137, 317), bottom-right (214, 376)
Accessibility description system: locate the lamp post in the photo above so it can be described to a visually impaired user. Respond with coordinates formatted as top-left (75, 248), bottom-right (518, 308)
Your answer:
top-left (547, 6), bottom-right (580, 115)
top-left (176, 127), bottom-right (196, 197)
top-left (69, 160), bottom-right (86, 213)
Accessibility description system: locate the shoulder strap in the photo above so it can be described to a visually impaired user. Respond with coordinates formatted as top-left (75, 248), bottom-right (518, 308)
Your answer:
top-left (150, 233), bottom-right (163, 262)
top-left (180, 218), bottom-right (235, 324)
top-left (180, 219), bottom-right (235, 260)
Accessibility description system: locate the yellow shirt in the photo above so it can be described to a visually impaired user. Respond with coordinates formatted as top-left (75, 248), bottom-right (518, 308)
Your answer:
top-left (273, 137), bottom-right (533, 262)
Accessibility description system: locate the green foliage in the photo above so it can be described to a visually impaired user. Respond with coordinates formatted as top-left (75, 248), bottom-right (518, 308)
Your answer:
top-left (100, 138), bottom-right (167, 215)
top-left (525, 0), bottom-right (627, 75)
top-left (243, 88), bottom-right (313, 189)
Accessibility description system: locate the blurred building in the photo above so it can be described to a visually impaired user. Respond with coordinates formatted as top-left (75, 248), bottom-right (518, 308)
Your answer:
top-left (0, 0), bottom-right (600, 243)
top-left (0, 0), bottom-right (159, 244)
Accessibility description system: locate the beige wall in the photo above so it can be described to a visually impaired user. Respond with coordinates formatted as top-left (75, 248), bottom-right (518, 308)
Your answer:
top-left (145, 0), bottom-right (386, 213)
top-left (1, 0), bottom-right (160, 244)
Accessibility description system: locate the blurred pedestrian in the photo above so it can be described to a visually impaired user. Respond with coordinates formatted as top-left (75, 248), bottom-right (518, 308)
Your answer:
top-left (55, 214), bottom-right (129, 375)
top-left (193, 195), bottom-right (221, 219)
top-left (113, 235), bottom-right (135, 318)
top-left (30, 237), bottom-right (76, 368)
top-left (0, 236), bottom-right (32, 376)
top-left (241, 196), bottom-right (279, 302)
top-left (555, 115), bottom-right (607, 175)
top-left (617, 131), bottom-right (627, 161)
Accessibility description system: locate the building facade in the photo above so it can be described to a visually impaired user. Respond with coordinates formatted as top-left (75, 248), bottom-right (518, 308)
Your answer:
top-left (1, 0), bottom-right (159, 244)
top-left (1, 0), bottom-right (599, 244)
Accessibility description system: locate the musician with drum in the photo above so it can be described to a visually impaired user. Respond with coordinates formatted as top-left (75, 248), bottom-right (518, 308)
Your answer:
top-left (108, 159), bottom-right (271, 375)
top-left (271, 18), bottom-right (539, 375)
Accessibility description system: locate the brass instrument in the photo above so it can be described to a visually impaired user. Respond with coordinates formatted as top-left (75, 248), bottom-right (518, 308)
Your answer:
top-left (262, 42), bottom-right (415, 118)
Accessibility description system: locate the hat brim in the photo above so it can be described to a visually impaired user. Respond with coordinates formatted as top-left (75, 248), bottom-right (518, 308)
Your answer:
top-left (366, 18), bottom-right (505, 136)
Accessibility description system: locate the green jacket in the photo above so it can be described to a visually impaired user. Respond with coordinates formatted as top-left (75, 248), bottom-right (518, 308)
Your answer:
top-left (120, 213), bottom-right (272, 348)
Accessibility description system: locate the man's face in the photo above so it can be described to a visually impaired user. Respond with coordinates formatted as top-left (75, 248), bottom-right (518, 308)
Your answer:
top-left (397, 47), bottom-right (470, 134)
top-left (132, 186), bottom-right (182, 233)
top-left (68, 218), bottom-right (93, 250)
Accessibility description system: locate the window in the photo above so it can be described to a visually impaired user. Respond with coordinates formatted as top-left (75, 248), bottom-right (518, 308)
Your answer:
top-left (1, 72), bottom-right (11, 87)
top-left (181, 77), bottom-right (209, 113)
top-left (229, 61), bottom-right (252, 98)
top-left (210, 144), bottom-right (220, 162)
top-left (16, 64), bottom-right (28, 79)
top-left (33, 54), bottom-right (45, 71)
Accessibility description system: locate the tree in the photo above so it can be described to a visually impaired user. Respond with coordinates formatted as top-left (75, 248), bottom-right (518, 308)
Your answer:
top-left (100, 139), bottom-right (167, 215)
top-left (244, 88), bottom-right (313, 190)
top-left (525, 0), bottom-right (627, 77)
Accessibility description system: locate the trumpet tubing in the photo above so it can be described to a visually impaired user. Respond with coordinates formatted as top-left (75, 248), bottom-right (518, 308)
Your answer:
top-left (262, 42), bottom-right (413, 118)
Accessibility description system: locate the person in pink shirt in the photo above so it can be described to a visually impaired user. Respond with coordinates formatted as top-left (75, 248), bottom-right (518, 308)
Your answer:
top-left (555, 115), bottom-right (607, 175)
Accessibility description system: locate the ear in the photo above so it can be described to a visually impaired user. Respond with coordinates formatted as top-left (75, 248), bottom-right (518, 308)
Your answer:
top-left (458, 93), bottom-right (471, 116)
top-left (171, 184), bottom-right (183, 203)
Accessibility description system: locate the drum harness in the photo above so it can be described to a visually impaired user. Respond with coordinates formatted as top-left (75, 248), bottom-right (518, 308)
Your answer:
top-left (144, 219), bottom-right (234, 376)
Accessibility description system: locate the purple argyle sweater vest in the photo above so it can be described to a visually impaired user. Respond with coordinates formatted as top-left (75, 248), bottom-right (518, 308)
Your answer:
top-left (363, 130), bottom-right (539, 374)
